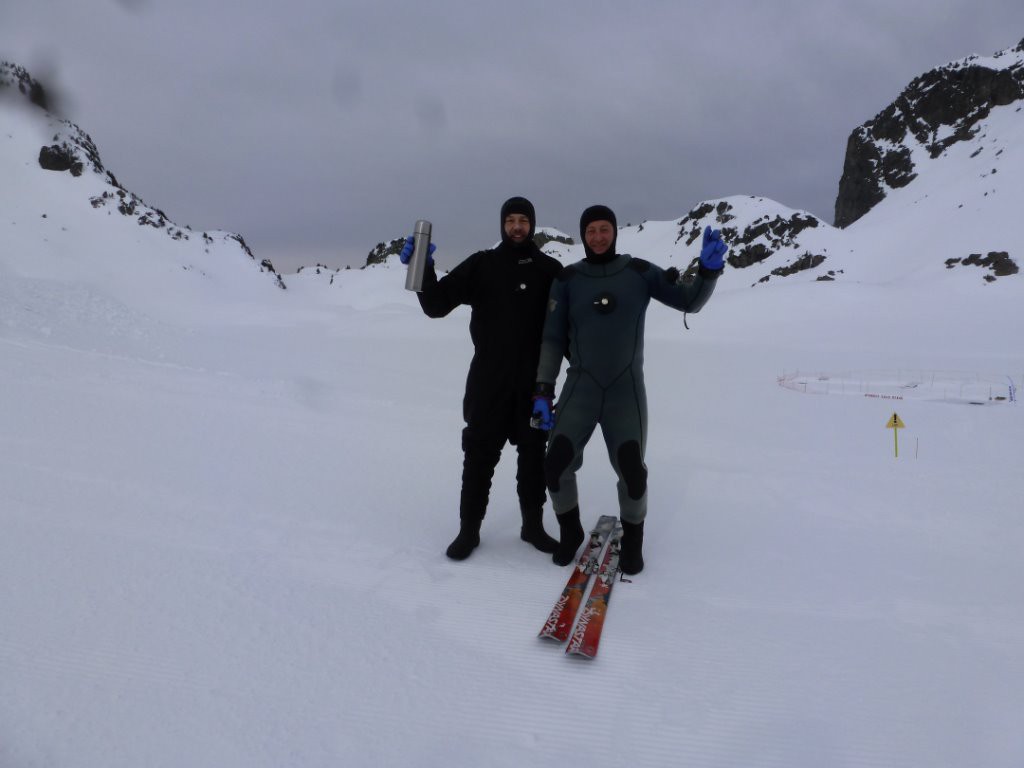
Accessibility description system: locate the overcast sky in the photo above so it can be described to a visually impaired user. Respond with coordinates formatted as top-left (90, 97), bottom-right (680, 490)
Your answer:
top-left (3, 1), bottom-right (1023, 271)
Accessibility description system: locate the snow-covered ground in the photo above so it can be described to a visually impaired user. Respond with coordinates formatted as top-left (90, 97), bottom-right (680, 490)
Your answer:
top-left (3, 51), bottom-right (1023, 768)
top-left (2, 254), bottom-right (1022, 767)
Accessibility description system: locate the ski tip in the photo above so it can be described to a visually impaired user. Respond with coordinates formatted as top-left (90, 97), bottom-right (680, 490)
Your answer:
top-left (538, 631), bottom-right (569, 643)
top-left (565, 646), bottom-right (598, 660)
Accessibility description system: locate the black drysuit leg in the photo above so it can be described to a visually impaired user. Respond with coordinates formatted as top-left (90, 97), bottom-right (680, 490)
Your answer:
top-left (459, 425), bottom-right (504, 522)
top-left (513, 416), bottom-right (548, 511)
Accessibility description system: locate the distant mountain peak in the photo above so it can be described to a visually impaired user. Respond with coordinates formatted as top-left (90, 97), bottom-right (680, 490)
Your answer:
top-left (1, 60), bottom-right (285, 289)
top-left (834, 38), bottom-right (1024, 227)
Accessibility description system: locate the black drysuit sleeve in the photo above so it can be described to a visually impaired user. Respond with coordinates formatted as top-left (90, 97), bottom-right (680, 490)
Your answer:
top-left (415, 254), bottom-right (481, 318)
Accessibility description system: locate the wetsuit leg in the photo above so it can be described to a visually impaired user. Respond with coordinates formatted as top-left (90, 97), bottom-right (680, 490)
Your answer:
top-left (599, 374), bottom-right (649, 523)
top-left (543, 373), bottom-right (601, 514)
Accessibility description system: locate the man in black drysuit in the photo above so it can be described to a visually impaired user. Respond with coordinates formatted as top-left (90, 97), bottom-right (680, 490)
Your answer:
top-left (530, 204), bottom-right (727, 574)
top-left (402, 197), bottom-right (564, 560)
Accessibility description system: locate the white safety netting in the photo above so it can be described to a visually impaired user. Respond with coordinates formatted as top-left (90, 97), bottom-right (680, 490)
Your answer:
top-left (778, 370), bottom-right (1018, 405)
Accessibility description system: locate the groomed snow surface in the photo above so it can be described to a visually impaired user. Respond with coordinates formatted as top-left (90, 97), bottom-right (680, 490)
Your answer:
top-left (2, 261), bottom-right (1022, 768)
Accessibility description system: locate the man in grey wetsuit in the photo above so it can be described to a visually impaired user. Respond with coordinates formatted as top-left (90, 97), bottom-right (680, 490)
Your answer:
top-left (530, 204), bottom-right (727, 574)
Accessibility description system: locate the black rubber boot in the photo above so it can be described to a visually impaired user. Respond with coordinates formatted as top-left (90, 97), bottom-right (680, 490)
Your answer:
top-left (520, 505), bottom-right (559, 553)
top-left (446, 518), bottom-right (482, 561)
top-left (552, 506), bottom-right (585, 566)
top-left (619, 519), bottom-right (645, 575)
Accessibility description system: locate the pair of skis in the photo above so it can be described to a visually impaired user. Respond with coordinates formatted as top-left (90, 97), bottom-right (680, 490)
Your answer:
top-left (538, 514), bottom-right (625, 659)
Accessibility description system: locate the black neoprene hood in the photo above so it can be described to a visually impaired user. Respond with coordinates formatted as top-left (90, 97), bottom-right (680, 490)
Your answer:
top-left (579, 204), bottom-right (618, 263)
top-left (500, 196), bottom-right (536, 245)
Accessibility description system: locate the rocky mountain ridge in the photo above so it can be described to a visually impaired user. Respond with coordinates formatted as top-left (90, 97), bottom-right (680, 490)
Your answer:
top-left (834, 37), bottom-right (1024, 227)
top-left (4, 34), bottom-right (1021, 295)
top-left (0, 61), bottom-right (284, 289)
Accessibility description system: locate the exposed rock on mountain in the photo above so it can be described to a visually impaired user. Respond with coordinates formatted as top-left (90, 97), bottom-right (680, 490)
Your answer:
top-left (945, 251), bottom-right (1019, 282)
top-left (835, 38), bottom-right (1024, 227)
top-left (0, 60), bottom-right (285, 290)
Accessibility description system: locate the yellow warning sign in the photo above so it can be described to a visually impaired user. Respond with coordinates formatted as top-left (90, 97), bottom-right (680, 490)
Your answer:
top-left (886, 413), bottom-right (906, 429)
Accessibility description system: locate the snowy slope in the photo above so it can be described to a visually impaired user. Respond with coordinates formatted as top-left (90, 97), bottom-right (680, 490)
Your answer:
top-left (1, 63), bottom-right (284, 331)
top-left (2, 46), bottom-right (1023, 768)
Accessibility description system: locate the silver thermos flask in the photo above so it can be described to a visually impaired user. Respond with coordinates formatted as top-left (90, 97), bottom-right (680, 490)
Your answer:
top-left (404, 219), bottom-right (432, 292)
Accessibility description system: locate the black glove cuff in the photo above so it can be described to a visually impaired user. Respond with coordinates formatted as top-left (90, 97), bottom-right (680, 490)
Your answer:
top-left (698, 264), bottom-right (724, 279)
top-left (533, 382), bottom-right (555, 398)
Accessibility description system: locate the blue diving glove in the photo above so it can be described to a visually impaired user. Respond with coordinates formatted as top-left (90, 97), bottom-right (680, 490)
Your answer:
top-left (399, 235), bottom-right (436, 265)
top-left (699, 226), bottom-right (727, 270)
top-left (530, 384), bottom-right (555, 431)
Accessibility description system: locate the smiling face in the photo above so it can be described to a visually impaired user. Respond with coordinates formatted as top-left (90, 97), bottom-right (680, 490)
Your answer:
top-left (503, 213), bottom-right (532, 244)
top-left (583, 220), bottom-right (615, 256)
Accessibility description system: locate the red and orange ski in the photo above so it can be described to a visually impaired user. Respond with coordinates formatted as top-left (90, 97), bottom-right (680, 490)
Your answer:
top-left (538, 515), bottom-right (617, 642)
top-left (565, 521), bottom-right (623, 659)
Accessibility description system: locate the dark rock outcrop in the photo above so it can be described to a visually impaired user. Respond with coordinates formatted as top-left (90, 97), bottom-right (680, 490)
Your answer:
top-left (756, 253), bottom-right (827, 284)
top-left (39, 144), bottom-right (84, 176)
top-left (670, 199), bottom-right (827, 285)
top-left (834, 38), bottom-right (1024, 228)
top-left (365, 238), bottom-right (406, 267)
top-left (945, 251), bottom-right (1018, 282)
